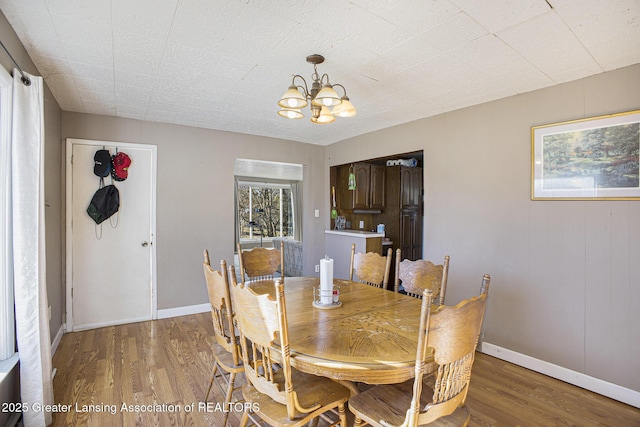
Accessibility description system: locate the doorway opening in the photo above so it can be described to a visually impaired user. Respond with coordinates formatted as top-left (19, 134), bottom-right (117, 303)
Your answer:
top-left (329, 150), bottom-right (424, 287)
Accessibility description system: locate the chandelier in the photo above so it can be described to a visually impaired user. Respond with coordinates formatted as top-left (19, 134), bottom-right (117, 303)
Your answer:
top-left (277, 54), bottom-right (356, 124)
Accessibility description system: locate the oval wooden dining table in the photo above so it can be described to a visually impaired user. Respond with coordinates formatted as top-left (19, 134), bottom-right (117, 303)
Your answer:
top-left (246, 276), bottom-right (428, 386)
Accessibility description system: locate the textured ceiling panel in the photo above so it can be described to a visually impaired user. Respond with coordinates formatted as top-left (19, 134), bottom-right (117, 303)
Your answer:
top-left (0, 0), bottom-right (638, 145)
top-left (555, 0), bottom-right (640, 70)
top-left (497, 12), bottom-right (602, 83)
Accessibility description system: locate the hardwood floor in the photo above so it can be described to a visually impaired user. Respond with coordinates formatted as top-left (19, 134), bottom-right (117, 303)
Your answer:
top-left (52, 313), bottom-right (640, 426)
top-left (465, 355), bottom-right (640, 427)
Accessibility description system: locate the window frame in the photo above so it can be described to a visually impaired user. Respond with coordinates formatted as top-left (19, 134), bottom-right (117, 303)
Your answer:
top-left (235, 177), bottom-right (302, 246)
top-left (0, 65), bottom-right (15, 362)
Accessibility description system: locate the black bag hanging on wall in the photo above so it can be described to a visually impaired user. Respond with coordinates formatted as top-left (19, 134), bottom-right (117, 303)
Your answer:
top-left (87, 180), bottom-right (120, 224)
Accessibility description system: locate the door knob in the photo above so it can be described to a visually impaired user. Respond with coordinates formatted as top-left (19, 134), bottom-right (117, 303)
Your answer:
top-left (141, 241), bottom-right (149, 247)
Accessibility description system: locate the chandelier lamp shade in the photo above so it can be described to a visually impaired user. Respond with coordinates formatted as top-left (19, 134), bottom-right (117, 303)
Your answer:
top-left (277, 54), bottom-right (356, 124)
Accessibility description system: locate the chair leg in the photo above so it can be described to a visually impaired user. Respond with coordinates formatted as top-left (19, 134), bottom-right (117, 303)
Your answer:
top-left (315, 403), bottom-right (348, 427)
top-left (204, 362), bottom-right (219, 401)
top-left (225, 372), bottom-right (237, 404)
top-left (222, 372), bottom-right (237, 426)
top-left (239, 409), bottom-right (249, 427)
top-left (338, 403), bottom-right (347, 427)
top-left (354, 416), bottom-right (365, 427)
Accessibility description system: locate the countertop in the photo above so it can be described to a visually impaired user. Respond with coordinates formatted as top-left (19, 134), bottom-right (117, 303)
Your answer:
top-left (325, 229), bottom-right (384, 238)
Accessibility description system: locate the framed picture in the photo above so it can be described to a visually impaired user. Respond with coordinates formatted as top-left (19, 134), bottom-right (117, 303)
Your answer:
top-left (531, 110), bottom-right (640, 200)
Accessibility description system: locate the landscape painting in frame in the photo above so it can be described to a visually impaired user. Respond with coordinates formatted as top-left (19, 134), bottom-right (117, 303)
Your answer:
top-left (531, 110), bottom-right (640, 200)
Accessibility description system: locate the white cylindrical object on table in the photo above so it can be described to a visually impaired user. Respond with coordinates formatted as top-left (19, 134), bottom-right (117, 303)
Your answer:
top-left (320, 257), bottom-right (334, 304)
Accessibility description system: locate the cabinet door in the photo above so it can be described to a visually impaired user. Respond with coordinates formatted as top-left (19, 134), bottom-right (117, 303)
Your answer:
top-left (369, 164), bottom-right (385, 209)
top-left (400, 167), bottom-right (422, 209)
top-left (400, 211), bottom-right (422, 260)
top-left (353, 163), bottom-right (371, 209)
top-left (412, 211), bottom-right (422, 260)
top-left (339, 165), bottom-right (355, 209)
top-left (410, 168), bottom-right (423, 207)
top-left (400, 211), bottom-right (415, 260)
top-left (400, 167), bottom-right (413, 209)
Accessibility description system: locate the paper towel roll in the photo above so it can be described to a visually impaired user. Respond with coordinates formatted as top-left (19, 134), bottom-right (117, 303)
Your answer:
top-left (320, 257), bottom-right (334, 304)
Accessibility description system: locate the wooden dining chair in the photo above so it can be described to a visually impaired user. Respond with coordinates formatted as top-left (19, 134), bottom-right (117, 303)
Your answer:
top-left (237, 240), bottom-right (285, 282)
top-left (229, 278), bottom-right (350, 427)
top-left (349, 274), bottom-right (491, 427)
top-left (202, 251), bottom-right (243, 426)
top-left (394, 250), bottom-right (450, 306)
top-left (349, 243), bottom-right (393, 289)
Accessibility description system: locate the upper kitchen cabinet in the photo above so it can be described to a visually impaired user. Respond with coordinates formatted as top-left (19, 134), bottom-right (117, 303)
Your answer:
top-left (370, 164), bottom-right (385, 209)
top-left (400, 166), bottom-right (423, 209)
top-left (339, 163), bottom-right (385, 211)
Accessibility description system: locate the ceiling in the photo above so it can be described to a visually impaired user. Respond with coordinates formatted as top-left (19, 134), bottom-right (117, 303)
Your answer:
top-left (1, 1), bottom-right (639, 146)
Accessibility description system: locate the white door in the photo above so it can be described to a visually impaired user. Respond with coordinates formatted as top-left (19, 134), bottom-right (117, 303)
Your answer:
top-left (66, 138), bottom-right (157, 331)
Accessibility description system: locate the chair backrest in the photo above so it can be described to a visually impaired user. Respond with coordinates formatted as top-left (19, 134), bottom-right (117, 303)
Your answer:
top-left (237, 240), bottom-right (284, 282)
top-left (203, 250), bottom-right (240, 366)
top-left (230, 278), bottom-right (320, 420)
top-left (394, 250), bottom-right (450, 305)
top-left (404, 274), bottom-right (490, 427)
top-left (349, 243), bottom-right (393, 288)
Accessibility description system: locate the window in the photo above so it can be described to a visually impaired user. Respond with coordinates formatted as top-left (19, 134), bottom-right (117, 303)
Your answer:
top-left (234, 159), bottom-right (303, 247)
top-left (237, 181), bottom-right (296, 241)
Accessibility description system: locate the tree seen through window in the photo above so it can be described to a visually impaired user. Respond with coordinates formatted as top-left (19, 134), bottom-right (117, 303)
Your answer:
top-left (237, 184), bottom-right (294, 241)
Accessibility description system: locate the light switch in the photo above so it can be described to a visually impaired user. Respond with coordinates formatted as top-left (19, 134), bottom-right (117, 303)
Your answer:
top-left (359, 220), bottom-right (364, 229)
top-left (314, 209), bottom-right (320, 218)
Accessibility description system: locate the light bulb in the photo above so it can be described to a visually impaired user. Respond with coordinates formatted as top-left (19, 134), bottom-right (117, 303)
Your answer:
top-left (278, 108), bottom-right (303, 119)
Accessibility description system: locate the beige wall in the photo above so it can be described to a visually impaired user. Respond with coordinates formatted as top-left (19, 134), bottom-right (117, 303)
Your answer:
top-left (61, 114), bottom-right (328, 309)
top-left (326, 64), bottom-right (640, 392)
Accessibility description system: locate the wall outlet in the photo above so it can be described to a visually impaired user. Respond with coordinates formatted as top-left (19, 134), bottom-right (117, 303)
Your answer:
top-left (359, 220), bottom-right (365, 229)
top-left (315, 264), bottom-right (320, 273)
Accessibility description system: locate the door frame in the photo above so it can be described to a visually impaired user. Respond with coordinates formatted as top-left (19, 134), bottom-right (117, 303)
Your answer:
top-left (65, 138), bottom-right (158, 332)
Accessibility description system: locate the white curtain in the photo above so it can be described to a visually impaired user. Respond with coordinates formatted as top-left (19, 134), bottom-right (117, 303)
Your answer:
top-left (12, 70), bottom-right (53, 426)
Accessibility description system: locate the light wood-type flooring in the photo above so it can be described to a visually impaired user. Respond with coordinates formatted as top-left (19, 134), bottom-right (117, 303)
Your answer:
top-left (51, 313), bottom-right (640, 426)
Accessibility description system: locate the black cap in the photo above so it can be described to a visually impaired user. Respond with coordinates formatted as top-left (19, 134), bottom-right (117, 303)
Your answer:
top-left (93, 149), bottom-right (111, 177)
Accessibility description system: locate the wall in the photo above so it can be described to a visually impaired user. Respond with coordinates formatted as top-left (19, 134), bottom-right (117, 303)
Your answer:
top-left (0, 11), bottom-right (63, 421)
top-left (61, 114), bottom-right (327, 310)
top-left (326, 64), bottom-right (640, 393)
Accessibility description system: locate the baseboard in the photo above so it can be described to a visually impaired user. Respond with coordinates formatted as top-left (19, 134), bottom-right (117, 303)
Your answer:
top-left (157, 303), bottom-right (210, 319)
top-left (480, 342), bottom-right (640, 408)
top-left (53, 305), bottom-right (209, 346)
top-left (51, 323), bottom-right (64, 356)
top-left (71, 316), bottom-right (153, 331)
